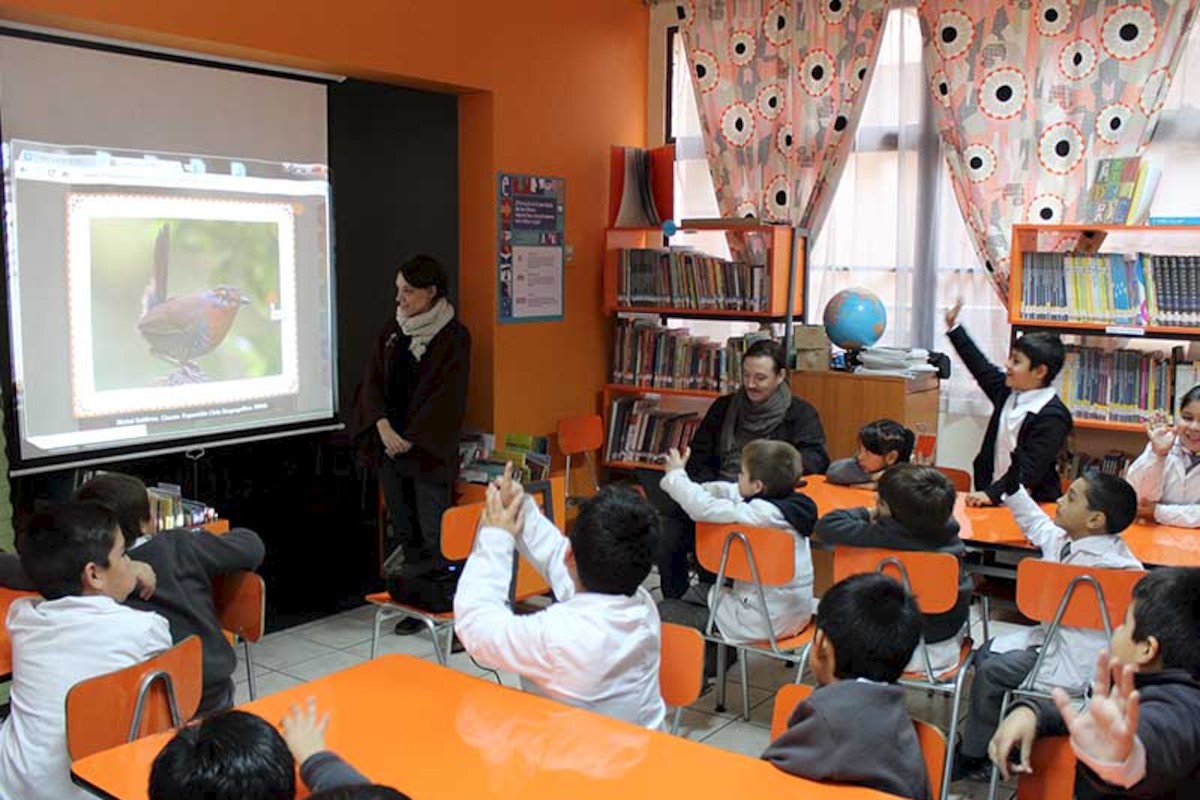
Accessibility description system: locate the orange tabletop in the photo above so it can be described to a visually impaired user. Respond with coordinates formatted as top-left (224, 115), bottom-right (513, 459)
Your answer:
top-left (72, 655), bottom-right (894, 800)
top-left (802, 476), bottom-right (1200, 568)
top-left (0, 587), bottom-right (38, 680)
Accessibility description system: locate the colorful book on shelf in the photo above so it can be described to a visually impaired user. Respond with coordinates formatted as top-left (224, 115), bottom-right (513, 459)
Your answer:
top-left (616, 247), bottom-right (768, 311)
top-left (610, 318), bottom-right (775, 393)
top-left (1054, 345), bottom-right (1171, 424)
top-left (1085, 157), bottom-right (1140, 224)
top-left (1125, 161), bottom-right (1161, 225)
top-left (608, 144), bottom-right (674, 229)
top-left (605, 394), bottom-right (700, 465)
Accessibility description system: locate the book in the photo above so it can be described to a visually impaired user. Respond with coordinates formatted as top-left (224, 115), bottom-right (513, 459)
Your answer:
top-left (1055, 345), bottom-right (1171, 423)
top-left (1086, 157), bottom-right (1141, 224)
top-left (1149, 217), bottom-right (1200, 225)
top-left (604, 394), bottom-right (700, 465)
top-left (616, 247), bottom-right (769, 311)
top-left (1125, 161), bottom-right (1161, 225)
top-left (608, 144), bottom-right (674, 228)
top-left (610, 318), bottom-right (775, 393)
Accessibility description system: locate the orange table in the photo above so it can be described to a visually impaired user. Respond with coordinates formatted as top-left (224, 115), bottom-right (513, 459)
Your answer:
top-left (72, 655), bottom-right (894, 800)
top-left (0, 587), bottom-right (38, 680)
top-left (802, 476), bottom-right (1200, 568)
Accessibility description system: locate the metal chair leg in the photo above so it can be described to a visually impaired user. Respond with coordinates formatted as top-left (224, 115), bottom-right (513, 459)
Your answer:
top-left (715, 643), bottom-right (728, 713)
top-left (370, 607), bottom-right (385, 659)
top-left (986, 691), bottom-right (1014, 800)
top-left (940, 652), bottom-right (974, 800)
top-left (419, 617), bottom-right (448, 666)
top-left (738, 648), bottom-right (751, 721)
top-left (981, 595), bottom-right (992, 644)
top-left (670, 706), bottom-right (684, 735)
top-left (243, 639), bottom-right (257, 701)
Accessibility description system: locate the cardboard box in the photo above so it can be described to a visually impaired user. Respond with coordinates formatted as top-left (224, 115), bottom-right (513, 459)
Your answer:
top-left (795, 348), bottom-right (829, 372)
top-left (793, 325), bottom-right (828, 349)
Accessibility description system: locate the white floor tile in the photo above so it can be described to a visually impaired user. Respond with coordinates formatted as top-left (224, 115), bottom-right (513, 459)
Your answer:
top-left (735, 652), bottom-right (804, 692)
top-left (281, 650), bottom-right (368, 682)
top-left (234, 671), bottom-right (305, 705)
top-left (671, 708), bottom-right (734, 742)
top-left (700, 720), bottom-right (773, 757)
top-left (292, 617), bottom-right (376, 650)
top-left (344, 633), bottom-right (438, 661)
top-left (688, 679), bottom-right (772, 720)
top-left (249, 633), bottom-right (342, 671)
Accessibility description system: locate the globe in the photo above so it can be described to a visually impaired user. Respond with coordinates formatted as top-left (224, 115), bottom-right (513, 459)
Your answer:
top-left (823, 288), bottom-right (887, 350)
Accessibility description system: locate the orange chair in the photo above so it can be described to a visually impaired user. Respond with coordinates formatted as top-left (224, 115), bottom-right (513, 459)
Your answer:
top-left (557, 414), bottom-right (604, 506)
top-left (694, 522), bottom-right (816, 721)
top-left (986, 560), bottom-right (1145, 800)
top-left (213, 571), bottom-right (266, 700)
top-left (769, 683), bottom-right (946, 798)
top-left (366, 476), bottom-right (564, 665)
top-left (659, 622), bottom-right (705, 735)
top-left (832, 546), bottom-right (974, 800)
top-left (936, 466), bottom-right (972, 493)
top-left (1016, 736), bottom-right (1076, 800)
top-left (66, 635), bottom-right (202, 761)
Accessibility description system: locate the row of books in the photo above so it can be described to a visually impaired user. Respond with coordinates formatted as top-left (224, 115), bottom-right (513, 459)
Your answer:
top-left (605, 395), bottom-right (701, 465)
top-left (610, 318), bottom-right (774, 392)
top-left (459, 432), bottom-right (551, 484)
top-left (616, 247), bottom-right (770, 311)
top-left (1020, 252), bottom-right (1200, 326)
top-left (1055, 346), bottom-right (1171, 423)
top-left (1062, 449), bottom-right (1133, 480)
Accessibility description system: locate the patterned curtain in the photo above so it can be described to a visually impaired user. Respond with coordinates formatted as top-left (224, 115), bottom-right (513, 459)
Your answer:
top-left (675, 0), bottom-right (890, 233)
top-left (919, 0), bottom-right (1198, 306)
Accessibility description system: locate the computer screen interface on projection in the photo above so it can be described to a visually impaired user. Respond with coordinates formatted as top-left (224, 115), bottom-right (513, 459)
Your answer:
top-left (3, 141), bottom-right (336, 466)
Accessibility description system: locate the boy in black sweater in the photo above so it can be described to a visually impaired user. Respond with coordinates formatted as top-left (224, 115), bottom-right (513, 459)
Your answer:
top-left (945, 299), bottom-right (1072, 506)
top-left (815, 464), bottom-right (971, 675)
top-left (989, 567), bottom-right (1200, 800)
top-left (762, 573), bottom-right (930, 800)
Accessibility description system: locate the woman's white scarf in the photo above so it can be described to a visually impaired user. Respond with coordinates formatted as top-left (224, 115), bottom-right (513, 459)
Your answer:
top-left (397, 299), bottom-right (455, 360)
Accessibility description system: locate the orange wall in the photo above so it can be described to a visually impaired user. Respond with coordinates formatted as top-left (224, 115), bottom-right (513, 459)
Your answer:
top-left (0, 0), bottom-right (648, 439)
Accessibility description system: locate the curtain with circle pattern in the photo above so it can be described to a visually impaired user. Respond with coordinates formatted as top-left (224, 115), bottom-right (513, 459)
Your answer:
top-left (919, 0), bottom-right (1198, 306)
top-left (675, 0), bottom-right (890, 233)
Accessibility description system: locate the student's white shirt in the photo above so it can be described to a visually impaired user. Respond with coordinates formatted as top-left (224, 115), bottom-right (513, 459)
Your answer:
top-left (453, 498), bottom-right (665, 730)
top-left (0, 595), bottom-right (172, 800)
top-left (994, 387), bottom-right (1057, 480)
top-left (1125, 441), bottom-right (1200, 528)
top-left (997, 487), bottom-right (1143, 693)
top-left (659, 469), bottom-right (815, 643)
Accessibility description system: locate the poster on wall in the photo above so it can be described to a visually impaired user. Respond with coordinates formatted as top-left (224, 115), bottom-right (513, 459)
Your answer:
top-left (498, 172), bottom-right (564, 323)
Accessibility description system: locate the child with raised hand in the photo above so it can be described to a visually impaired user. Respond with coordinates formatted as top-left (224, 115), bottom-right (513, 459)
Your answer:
top-left (945, 297), bottom-right (1072, 506)
top-left (953, 471), bottom-right (1143, 780)
top-left (1125, 386), bottom-right (1200, 528)
top-left (658, 440), bottom-right (816, 646)
top-left (454, 464), bottom-right (665, 729)
top-left (0, 503), bottom-right (172, 800)
top-left (988, 567), bottom-right (1200, 799)
top-left (825, 418), bottom-right (916, 488)
top-left (815, 463), bottom-right (970, 675)
top-left (762, 573), bottom-right (930, 800)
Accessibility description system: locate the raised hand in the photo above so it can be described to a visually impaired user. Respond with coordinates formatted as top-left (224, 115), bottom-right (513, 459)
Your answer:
top-left (492, 461), bottom-right (523, 507)
top-left (664, 447), bottom-right (691, 473)
top-left (945, 297), bottom-right (964, 330)
top-left (1052, 651), bottom-right (1141, 767)
top-left (280, 697), bottom-right (330, 765)
top-left (1145, 413), bottom-right (1176, 456)
top-left (481, 482), bottom-right (525, 536)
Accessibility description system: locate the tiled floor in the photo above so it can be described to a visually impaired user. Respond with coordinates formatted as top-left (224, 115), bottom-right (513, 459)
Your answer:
top-left (236, 591), bottom-right (1027, 800)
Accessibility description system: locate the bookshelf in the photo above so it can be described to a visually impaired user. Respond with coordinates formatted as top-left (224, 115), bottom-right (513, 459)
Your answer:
top-left (601, 217), bottom-right (806, 471)
top-left (1010, 223), bottom-right (1200, 459)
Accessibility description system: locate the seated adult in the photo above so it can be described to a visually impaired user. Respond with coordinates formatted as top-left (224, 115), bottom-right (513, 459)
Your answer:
top-left (639, 339), bottom-right (829, 599)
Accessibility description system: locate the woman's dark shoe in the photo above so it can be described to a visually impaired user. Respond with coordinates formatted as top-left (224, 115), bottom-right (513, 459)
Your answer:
top-left (393, 617), bottom-right (426, 635)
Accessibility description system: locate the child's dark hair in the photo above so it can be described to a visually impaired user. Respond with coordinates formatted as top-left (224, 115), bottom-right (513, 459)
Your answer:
top-left (1012, 331), bottom-right (1066, 385)
top-left (569, 486), bottom-right (657, 595)
top-left (1081, 469), bottom-right (1138, 534)
top-left (859, 418), bottom-right (915, 463)
top-left (1178, 384), bottom-right (1200, 412)
top-left (309, 787), bottom-right (413, 800)
top-left (398, 254), bottom-right (448, 300)
top-left (816, 573), bottom-right (921, 683)
top-left (19, 503), bottom-right (121, 600)
top-left (149, 711), bottom-right (294, 800)
top-left (1131, 567), bottom-right (1200, 679)
top-left (877, 464), bottom-right (956, 530)
top-left (743, 339), bottom-right (786, 374)
top-left (74, 472), bottom-right (151, 544)
top-left (741, 439), bottom-right (803, 497)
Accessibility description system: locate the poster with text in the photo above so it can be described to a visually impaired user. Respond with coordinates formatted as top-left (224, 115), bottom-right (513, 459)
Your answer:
top-left (498, 173), bottom-right (564, 323)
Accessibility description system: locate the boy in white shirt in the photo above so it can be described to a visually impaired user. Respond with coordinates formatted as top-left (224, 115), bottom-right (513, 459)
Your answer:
top-left (1125, 385), bottom-right (1200, 528)
top-left (657, 439), bottom-right (815, 646)
top-left (0, 503), bottom-right (172, 800)
top-left (954, 471), bottom-right (1143, 780)
top-left (454, 468), bottom-right (664, 729)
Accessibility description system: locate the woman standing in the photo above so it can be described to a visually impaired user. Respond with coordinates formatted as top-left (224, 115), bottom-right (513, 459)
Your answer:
top-left (645, 339), bottom-right (828, 599)
top-left (352, 255), bottom-right (470, 595)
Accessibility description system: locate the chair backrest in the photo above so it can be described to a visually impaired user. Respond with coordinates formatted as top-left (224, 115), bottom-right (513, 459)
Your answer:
top-left (936, 466), bottom-right (972, 493)
top-left (1015, 559), bottom-right (1145, 630)
top-left (557, 414), bottom-right (604, 456)
top-left (832, 546), bottom-right (962, 614)
top-left (695, 522), bottom-right (796, 586)
top-left (659, 623), bottom-right (705, 710)
top-left (769, 683), bottom-right (813, 740)
top-left (212, 571), bottom-right (265, 643)
top-left (441, 502), bottom-right (485, 561)
top-left (66, 635), bottom-right (202, 760)
top-left (913, 719), bottom-right (946, 797)
top-left (1018, 736), bottom-right (1076, 800)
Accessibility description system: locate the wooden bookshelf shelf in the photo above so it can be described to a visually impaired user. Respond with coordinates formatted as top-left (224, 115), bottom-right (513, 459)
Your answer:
top-left (1073, 419), bottom-right (1146, 433)
top-left (611, 306), bottom-right (791, 320)
top-left (605, 383), bottom-right (721, 398)
top-left (602, 459), bottom-right (664, 472)
top-left (1009, 317), bottom-right (1200, 340)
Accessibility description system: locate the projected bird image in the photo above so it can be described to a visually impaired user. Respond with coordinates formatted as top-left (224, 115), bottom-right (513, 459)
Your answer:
top-left (88, 216), bottom-right (284, 390)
